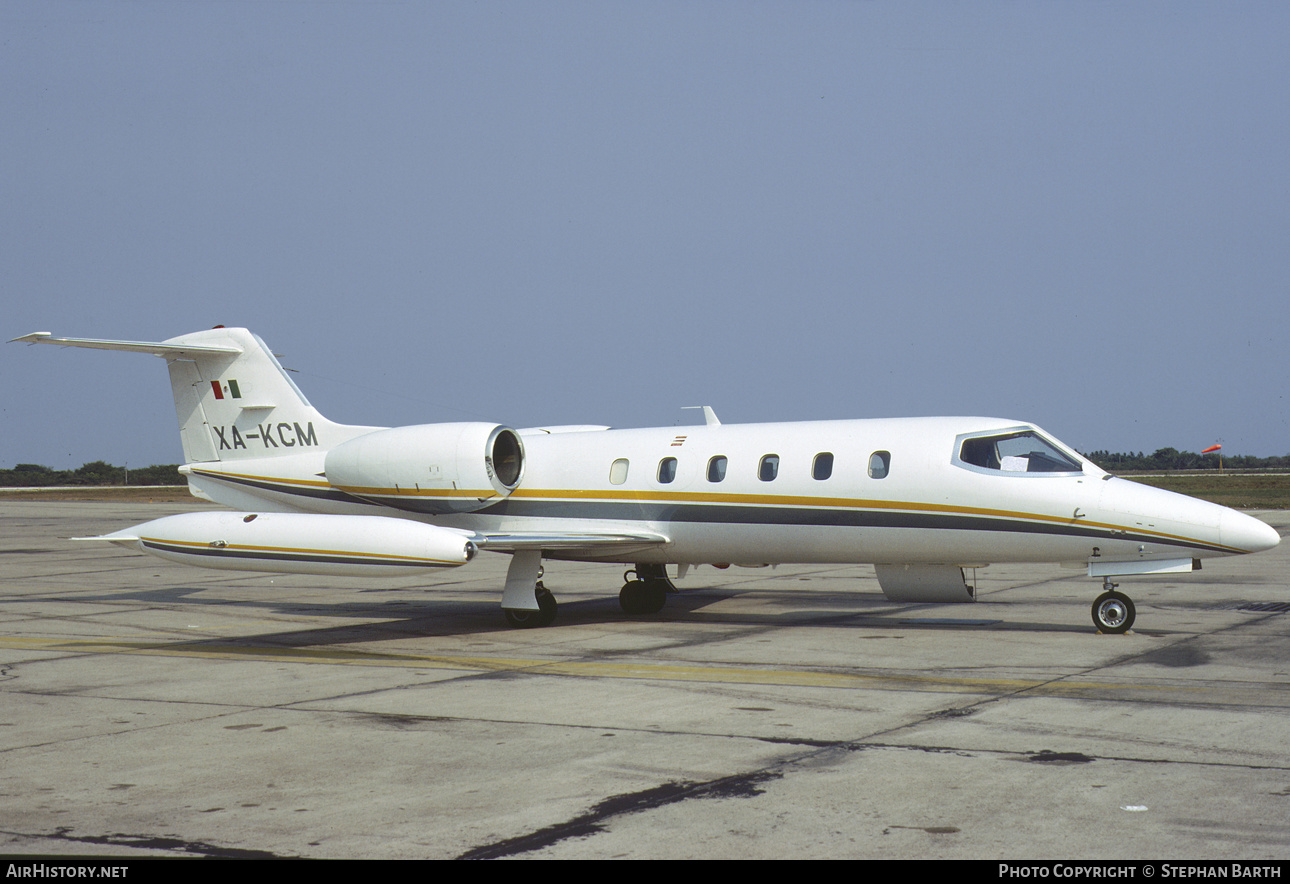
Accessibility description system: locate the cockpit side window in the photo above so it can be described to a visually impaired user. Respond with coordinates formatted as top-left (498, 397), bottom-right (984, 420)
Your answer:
top-left (960, 436), bottom-right (1001, 470)
top-left (956, 430), bottom-right (1082, 474)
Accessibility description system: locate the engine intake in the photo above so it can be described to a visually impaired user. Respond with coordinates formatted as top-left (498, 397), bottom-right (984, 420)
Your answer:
top-left (325, 422), bottom-right (524, 513)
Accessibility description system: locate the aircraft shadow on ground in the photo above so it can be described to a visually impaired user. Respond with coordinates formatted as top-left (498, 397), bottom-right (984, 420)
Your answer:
top-left (42, 580), bottom-right (1097, 650)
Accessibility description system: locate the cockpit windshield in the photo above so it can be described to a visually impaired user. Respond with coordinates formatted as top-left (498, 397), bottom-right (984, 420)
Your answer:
top-left (956, 430), bottom-right (1083, 474)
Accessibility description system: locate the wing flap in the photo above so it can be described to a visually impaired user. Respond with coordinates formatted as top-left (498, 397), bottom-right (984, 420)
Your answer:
top-left (472, 531), bottom-right (668, 553)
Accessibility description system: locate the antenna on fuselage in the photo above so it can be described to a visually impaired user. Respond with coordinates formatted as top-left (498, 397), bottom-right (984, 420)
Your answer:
top-left (682, 406), bottom-right (721, 426)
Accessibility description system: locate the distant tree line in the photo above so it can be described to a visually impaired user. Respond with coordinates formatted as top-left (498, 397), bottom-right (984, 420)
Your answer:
top-left (0, 462), bottom-right (183, 487)
top-left (1083, 449), bottom-right (1290, 472)
top-left (2, 449), bottom-right (1288, 487)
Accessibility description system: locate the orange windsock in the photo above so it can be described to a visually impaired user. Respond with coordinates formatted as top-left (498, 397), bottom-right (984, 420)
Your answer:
top-left (1202, 444), bottom-right (1221, 453)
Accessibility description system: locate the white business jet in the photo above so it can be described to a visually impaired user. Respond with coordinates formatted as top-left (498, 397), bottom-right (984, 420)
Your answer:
top-left (13, 327), bottom-right (1279, 633)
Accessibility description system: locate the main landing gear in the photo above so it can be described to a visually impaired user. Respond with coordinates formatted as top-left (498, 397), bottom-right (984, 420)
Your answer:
top-left (501, 551), bottom-right (557, 628)
top-left (619, 564), bottom-right (676, 615)
top-left (501, 555), bottom-right (679, 628)
top-left (1091, 577), bottom-right (1136, 634)
top-left (503, 579), bottom-right (557, 629)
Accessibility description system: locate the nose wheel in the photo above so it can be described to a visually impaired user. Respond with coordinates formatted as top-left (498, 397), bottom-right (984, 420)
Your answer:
top-left (1091, 579), bottom-right (1135, 634)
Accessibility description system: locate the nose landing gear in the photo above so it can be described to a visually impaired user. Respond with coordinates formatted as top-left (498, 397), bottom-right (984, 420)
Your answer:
top-left (1091, 578), bottom-right (1136, 634)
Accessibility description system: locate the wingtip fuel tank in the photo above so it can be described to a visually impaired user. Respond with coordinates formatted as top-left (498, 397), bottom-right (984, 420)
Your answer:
top-left (87, 512), bottom-right (478, 576)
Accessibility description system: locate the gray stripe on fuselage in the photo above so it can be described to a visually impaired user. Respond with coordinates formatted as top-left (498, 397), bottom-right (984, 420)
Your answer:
top-left (199, 472), bottom-right (1229, 555)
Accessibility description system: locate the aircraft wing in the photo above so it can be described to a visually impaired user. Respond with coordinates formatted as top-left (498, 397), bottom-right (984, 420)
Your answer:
top-left (74, 520), bottom-right (666, 556)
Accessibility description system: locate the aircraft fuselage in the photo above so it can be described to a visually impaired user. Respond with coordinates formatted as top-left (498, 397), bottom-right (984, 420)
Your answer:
top-left (183, 416), bottom-right (1275, 571)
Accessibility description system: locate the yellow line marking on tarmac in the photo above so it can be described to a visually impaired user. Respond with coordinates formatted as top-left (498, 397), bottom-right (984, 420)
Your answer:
top-left (0, 635), bottom-right (1183, 696)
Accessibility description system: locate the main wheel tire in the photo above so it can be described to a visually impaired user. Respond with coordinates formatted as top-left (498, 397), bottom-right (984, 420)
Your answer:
top-left (620, 579), bottom-right (646, 614)
top-left (505, 583), bottom-right (558, 628)
top-left (1091, 590), bottom-right (1135, 634)
top-left (620, 579), bottom-right (667, 615)
top-left (504, 607), bottom-right (540, 628)
top-left (534, 583), bottom-right (557, 626)
top-left (638, 580), bottom-right (666, 614)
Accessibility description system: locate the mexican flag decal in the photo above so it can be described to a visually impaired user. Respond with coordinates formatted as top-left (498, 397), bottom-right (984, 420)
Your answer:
top-left (210, 379), bottom-right (241, 400)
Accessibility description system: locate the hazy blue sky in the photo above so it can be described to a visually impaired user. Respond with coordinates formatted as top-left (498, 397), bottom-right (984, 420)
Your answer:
top-left (4, 1), bottom-right (1287, 469)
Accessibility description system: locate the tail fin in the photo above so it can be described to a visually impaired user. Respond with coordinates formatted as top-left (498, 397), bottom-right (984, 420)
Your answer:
top-left (12, 327), bottom-right (375, 463)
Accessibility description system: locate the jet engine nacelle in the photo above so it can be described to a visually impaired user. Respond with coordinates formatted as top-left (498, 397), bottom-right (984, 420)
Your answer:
top-left (324, 422), bottom-right (525, 513)
top-left (93, 511), bottom-right (478, 576)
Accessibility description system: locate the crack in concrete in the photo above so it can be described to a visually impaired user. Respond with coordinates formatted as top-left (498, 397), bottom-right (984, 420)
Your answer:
top-left (457, 770), bottom-right (782, 859)
top-left (4, 826), bottom-right (288, 858)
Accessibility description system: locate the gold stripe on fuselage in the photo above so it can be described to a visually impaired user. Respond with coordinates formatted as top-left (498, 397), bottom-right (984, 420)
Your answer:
top-left (190, 470), bottom-right (1239, 555)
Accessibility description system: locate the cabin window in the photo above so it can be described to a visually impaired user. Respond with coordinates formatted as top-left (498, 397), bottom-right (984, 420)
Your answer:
top-left (759, 454), bottom-right (780, 481)
top-left (957, 430), bottom-right (1081, 474)
top-left (868, 450), bottom-right (890, 479)
top-left (812, 452), bottom-right (834, 480)
top-left (707, 455), bottom-right (728, 482)
top-left (609, 458), bottom-right (630, 485)
top-left (657, 457), bottom-right (678, 484)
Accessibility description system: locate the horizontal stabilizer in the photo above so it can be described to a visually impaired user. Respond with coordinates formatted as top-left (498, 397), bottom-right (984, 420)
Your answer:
top-left (13, 327), bottom-right (375, 467)
top-left (10, 331), bottom-right (241, 359)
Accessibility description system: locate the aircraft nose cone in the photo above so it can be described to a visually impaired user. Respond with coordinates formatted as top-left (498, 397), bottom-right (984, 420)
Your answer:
top-left (1221, 508), bottom-right (1281, 553)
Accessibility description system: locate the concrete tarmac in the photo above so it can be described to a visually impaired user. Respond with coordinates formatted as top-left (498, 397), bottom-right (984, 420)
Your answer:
top-left (1, 501), bottom-right (1287, 859)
